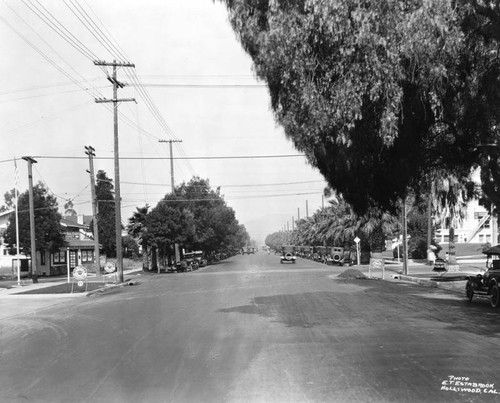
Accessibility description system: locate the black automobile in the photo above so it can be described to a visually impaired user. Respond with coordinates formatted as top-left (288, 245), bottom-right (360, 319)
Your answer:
top-left (280, 245), bottom-right (296, 264)
top-left (465, 245), bottom-right (500, 307)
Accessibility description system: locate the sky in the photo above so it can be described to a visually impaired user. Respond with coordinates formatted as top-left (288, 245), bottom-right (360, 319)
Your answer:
top-left (0, 0), bottom-right (328, 245)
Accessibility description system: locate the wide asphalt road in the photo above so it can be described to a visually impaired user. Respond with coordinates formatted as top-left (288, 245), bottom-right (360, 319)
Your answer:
top-left (1, 253), bottom-right (500, 403)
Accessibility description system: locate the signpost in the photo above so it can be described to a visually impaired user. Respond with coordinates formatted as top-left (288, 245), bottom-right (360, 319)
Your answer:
top-left (71, 265), bottom-right (88, 293)
top-left (104, 261), bottom-right (117, 284)
top-left (354, 237), bottom-right (361, 266)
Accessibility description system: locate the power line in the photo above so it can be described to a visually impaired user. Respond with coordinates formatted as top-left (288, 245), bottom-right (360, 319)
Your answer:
top-left (71, 0), bottom-right (196, 176)
top-left (21, 0), bottom-right (99, 61)
top-left (29, 154), bottom-right (306, 160)
top-left (119, 180), bottom-right (324, 188)
top-left (129, 83), bottom-right (266, 88)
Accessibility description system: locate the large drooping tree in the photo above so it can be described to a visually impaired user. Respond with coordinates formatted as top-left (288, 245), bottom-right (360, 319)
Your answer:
top-left (219, 0), bottom-right (500, 214)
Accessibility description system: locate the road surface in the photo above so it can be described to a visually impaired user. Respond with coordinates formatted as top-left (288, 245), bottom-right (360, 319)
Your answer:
top-left (1, 253), bottom-right (500, 402)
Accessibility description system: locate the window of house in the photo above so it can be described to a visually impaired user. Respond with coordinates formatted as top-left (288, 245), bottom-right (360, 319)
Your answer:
top-left (81, 250), bottom-right (94, 263)
top-left (52, 251), bottom-right (67, 265)
top-left (479, 234), bottom-right (484, 242)
top-left (40, 252), bottom-right (46, 266)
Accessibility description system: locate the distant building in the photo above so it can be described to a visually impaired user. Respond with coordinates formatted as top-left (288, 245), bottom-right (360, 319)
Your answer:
top-left (434, 170), bottom-right (497, 245)
top-left (434, 198), bottom-right (496, 245)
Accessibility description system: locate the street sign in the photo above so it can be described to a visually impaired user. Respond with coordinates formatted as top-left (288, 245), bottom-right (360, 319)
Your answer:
top-left (104, 261), bottom-right (116, 274)
top-left (354, 237), bottom-right (360, 244)
top-left (73, 265), bottom-right (87, 280)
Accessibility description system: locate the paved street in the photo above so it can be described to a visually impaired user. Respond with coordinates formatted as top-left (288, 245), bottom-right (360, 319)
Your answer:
top-left (1, 253), bottom-right (500, 402)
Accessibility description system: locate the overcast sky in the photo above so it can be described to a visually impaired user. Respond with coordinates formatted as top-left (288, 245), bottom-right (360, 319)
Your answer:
top-left (0, 0), bottom-right (328, 243)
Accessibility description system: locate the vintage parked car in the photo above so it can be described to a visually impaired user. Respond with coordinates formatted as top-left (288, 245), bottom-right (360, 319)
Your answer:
top-left (193, 251), bottom-right (207, 267)
top-left (280, 245), bottom-right (296, 264)
top-left (176, 252), bottom-right (199, 272)
top-left (465, 245), bottom-right (500, 307)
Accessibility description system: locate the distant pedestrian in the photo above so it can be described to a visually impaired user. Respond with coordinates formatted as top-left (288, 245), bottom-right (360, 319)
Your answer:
top-left (427, 247), bottom-right (436, 266)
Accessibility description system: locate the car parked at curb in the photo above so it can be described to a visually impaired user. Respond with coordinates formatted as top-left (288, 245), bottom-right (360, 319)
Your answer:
top-left (465, 245), bottom-right (500, 307)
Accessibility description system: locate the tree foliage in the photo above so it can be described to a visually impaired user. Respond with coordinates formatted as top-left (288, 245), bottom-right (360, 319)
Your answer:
top-left (127, 177), bottom-right (250, 265)
top-left (3, 183), bottom-right (65, 254)
top-left (219, 0), bottom-right (500, 214)
top-left (267, 196), bottom-right (399, 254)
top-left (94, 170), bottom-right (116, 257)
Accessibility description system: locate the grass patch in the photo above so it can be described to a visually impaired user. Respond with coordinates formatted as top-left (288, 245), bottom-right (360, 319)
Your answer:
top-left (17, 282), bottom-right (106, 295)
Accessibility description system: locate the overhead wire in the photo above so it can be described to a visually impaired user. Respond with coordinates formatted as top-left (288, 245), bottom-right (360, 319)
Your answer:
top-left (71, 0), bottom-right (196, 176)
top-left (4, 2), bottom-right (106, 100)
top-left (1, 101), bottom-right (91, 139)
top-left (61, 0), bottom-right (195, 181)
top-left (21, 0), bottom-right (99, 62)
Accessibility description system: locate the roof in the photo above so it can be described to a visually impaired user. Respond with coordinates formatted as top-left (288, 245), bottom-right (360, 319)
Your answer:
top-left (66, 239), bottom-right (96, 249)
top-left (0, 209), bottom-right (14, 218)
top-left (483, 245), bottom-right (500, 255)
top-left (60, 218), bottom-right (88, 230)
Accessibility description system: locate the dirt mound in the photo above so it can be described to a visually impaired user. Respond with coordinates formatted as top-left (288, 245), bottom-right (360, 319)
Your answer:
top-left (338, 268), bottom-right (367, 279)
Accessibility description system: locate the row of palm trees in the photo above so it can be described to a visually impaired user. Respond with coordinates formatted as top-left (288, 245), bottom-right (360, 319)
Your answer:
top-left (268, 172), bottom-right (479, 263)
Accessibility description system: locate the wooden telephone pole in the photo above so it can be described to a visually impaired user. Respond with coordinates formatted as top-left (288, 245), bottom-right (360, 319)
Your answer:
top-left (159, 139), bottom-right (182, 195)
top-left (22, 156), bottom-right (38, 283)
top-left (85, 145), bottom-right (100, 276)
top-left (94, 60), bottom-right (135, 283)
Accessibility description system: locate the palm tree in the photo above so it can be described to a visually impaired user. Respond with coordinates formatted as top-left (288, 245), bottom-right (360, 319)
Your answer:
top-left (127, 204), bottom-right (150, 271)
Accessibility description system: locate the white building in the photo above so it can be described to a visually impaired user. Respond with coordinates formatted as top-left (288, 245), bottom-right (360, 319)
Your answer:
top-left (0, 209), bottom-right (29, 275)
top-left (434, 199), bottom-right (495, 244)
top-left (434, 170), bottom-right (497, 245)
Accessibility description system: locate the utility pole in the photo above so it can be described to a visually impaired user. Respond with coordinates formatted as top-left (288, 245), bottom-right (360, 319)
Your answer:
top-left (22, 156), bottom-right (38, 283)
top-left (159, 139), bottom-right (182, 195)
top-left (306, 200), bottom-right (309, 218)
top-left (85, 146), bottom-right (100, 276)
top-left (402, 198), bottom-right (408, 275)
top-left (94, 60), bottom-right (136, 283)
top-left (426, 182), bottom-right (433, 264)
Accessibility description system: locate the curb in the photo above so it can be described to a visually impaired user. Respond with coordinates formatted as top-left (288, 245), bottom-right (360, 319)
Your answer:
top-left (86, 279), bottom-right (140, 297)
top-left (398, 275), bottom-right (438, 288)
top-left (395, 274), bottom-right (466, 293)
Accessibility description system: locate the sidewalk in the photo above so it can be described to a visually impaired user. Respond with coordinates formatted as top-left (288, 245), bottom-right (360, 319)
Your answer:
top-left (0, 268), bottom-right (143, 297)
top-left (0, 268), bottom-right (144, 321)
top-left (360, 259), bottom-right (484, 293)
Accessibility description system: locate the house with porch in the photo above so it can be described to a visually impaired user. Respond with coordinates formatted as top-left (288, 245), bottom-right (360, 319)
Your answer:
top-left (36, 216), bottom-right (98, 276)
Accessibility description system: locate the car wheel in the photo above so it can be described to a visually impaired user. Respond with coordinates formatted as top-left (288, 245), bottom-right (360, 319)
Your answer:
top-left (491, 284), bottom-right (500, 308)
top-left (465, 280), bottom-right (474, 302)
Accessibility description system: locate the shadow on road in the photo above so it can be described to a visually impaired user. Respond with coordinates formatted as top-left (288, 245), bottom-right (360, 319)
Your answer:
top-left (218, 280), bottom-right (500, 336)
